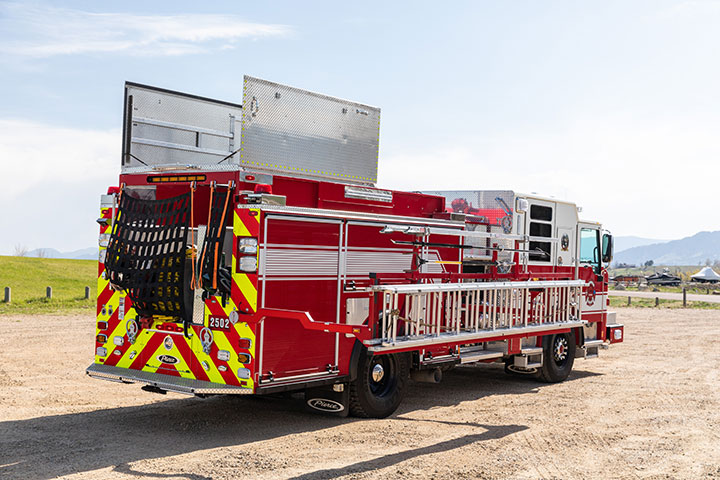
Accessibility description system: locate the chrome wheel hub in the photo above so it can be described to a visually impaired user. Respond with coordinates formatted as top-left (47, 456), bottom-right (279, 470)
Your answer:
top-left (554, 337), bottom-right (568, 362)
top-left (371, 363), bottom-right (385, 382)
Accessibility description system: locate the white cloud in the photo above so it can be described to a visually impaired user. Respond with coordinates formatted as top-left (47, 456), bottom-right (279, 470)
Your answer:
top-left (0, 3), bottom-right (291, 57)
top-left (379, 115), bottom-right (720, 240)
top-left (0, 119), bottom-right (119, 254)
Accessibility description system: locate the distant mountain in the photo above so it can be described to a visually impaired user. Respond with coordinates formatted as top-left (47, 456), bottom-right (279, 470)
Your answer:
top-left (614, 236), bottom-right (666, 253)
top-left (27, 247), bottom-right (97, 260)
top-left (613, 231), bottom-right (720, 266)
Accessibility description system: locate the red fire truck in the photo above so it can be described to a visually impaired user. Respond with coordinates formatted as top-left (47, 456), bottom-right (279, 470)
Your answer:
top-left (88, 77), bottom-right (623, 418)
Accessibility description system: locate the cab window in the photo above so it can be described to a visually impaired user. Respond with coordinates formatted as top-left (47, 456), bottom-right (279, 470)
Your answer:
top-left (529, 204), bottom-right (553, 262)
top-left (579, 228), bottom-right (599, 264)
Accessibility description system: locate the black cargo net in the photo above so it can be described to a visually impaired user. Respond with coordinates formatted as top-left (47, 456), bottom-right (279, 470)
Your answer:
top-left (104, 192), bottom-right (191, 319)
top-left (198, 187), bottom-right (233, 294)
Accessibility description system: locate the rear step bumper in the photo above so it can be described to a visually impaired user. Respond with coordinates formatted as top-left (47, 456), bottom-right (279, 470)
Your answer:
top-left (576, 339), bottom-right (604, 359)
top-left (86, 363), bottom-right (253, 396)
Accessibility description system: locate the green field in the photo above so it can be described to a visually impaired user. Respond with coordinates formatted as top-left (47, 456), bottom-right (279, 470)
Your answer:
top-left (0, 256), bottom-right (97, 314)
top-left (609, 296), bottom-right (720, 310)
top-left (2, 256), bottom-right (716, 315)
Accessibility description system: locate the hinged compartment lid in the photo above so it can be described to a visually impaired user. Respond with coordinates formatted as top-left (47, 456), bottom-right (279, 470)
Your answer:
top-left (239, 76), bottom-right (380, 185)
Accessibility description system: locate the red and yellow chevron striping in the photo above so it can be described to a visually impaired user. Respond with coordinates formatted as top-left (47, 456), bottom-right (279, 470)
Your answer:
top-left (232, 208), bottom-right (259, 314)
top-left (94, 204), bottom-right (257, 392)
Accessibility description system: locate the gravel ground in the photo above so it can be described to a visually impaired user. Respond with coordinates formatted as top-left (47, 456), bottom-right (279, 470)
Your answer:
top-left (1, 309), bottom-right (719, 480)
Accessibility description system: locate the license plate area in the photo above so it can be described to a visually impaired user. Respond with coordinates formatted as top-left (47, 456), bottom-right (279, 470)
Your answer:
top-left (208, 316), bottom-right (231, 331)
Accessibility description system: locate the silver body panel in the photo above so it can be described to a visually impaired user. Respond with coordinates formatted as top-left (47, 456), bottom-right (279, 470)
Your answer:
top-left (422, 190), bottom-right (516, 262)
top-left (240, 76), bottom-right (380, 185)
top-left (122, 83), bottom-right (242, 172)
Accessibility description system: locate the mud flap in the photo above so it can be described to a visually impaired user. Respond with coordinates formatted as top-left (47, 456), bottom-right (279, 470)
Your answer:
top-left (304, 384), bottom-right (349, 417)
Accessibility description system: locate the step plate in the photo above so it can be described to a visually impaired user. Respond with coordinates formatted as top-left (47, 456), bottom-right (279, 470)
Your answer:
top-left (86, 363), bottom-right (253, 396)
top-left (459, 350), bottom-right (505, 364)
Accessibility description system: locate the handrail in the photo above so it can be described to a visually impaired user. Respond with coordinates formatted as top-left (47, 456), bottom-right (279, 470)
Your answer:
top-left (370, 279), bottom-right (586, 294)
top-left (379, 224), bottom-right (560, 244)
top-left (256, 308), bottom-right (372, 340)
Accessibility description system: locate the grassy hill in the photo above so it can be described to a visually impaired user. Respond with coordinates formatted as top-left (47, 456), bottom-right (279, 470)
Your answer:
top-left (0, 256), bottom-right (97, 314)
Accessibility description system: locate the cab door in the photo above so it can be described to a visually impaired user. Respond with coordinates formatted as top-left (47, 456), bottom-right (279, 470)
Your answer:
top-left (576, 223), bottom-right (603, 320)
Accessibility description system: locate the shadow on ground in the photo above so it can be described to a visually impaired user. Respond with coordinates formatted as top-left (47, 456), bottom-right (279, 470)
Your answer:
top-left (0, 364), bottom-right (599, 479)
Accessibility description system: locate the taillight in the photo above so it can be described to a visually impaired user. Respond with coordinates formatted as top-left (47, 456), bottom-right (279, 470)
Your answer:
top-left (238, 237), bottom-right (258, 254)
top-left (238, 338), bottom-right (252, 349)
top-left (607, 325), bottom-right (624, 344)
top-left (239, 257), bottom-right (257, 273)
top-left (158, 323), bottom-right (182, 332)
top-left (237, 238), bottom-right (258, 271)
top-left (97, 321), bottom-right (108, 330)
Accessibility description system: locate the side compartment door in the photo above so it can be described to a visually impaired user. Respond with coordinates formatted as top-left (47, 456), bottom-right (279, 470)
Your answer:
top-left (259, 215), bottom-right (341, 381)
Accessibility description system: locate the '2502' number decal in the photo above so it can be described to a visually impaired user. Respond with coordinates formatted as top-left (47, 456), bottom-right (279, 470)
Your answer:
top-left (209, 317), bottom-right (230, 330)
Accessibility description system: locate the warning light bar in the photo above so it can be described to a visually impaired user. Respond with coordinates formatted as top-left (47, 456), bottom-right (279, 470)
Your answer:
top-left (146, 175), bottom-right (207, 183)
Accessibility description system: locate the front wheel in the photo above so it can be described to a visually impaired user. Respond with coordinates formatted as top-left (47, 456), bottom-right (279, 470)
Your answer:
top-left (349, 350), bottom-right (409, 418)
top-left (537, 332), bottom-right (576, 383)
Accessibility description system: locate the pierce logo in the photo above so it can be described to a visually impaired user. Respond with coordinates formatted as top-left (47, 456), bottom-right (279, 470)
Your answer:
top-left (307, 398), bottom-right (344, 412)
top-left (157, 354), bottom-right (178, 365)
top-left (585, 282), bottom-right (596, 307)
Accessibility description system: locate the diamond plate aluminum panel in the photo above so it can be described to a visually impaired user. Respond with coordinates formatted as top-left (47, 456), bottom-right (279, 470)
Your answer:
top-left (423, 190), bottom-right (516, 262)
top-left (240, 76), bottom-right (380, 185)
top-left (122, 83), bottom-right (243, 173)
top-left (423, 190), bottom-right (515, 215)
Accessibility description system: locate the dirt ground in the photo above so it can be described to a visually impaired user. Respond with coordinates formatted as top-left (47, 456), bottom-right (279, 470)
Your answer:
top-left (1, 309), bottom-right (719, 480)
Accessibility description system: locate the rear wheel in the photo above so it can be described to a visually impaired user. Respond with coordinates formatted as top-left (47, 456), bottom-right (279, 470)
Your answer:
top-left (349, 350), bottom-right (409, 418)
top-left (537, 332), bottom-right (576, 383)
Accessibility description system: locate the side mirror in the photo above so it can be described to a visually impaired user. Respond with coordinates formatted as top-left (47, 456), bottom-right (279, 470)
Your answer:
top-left (602, 233), bottom-right (613, 264)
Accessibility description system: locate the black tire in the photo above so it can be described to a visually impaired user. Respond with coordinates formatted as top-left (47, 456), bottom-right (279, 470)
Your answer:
top-left (349, 350), bottom-right (409, 418)
top-left (538, 332), bottom-right (576, 383)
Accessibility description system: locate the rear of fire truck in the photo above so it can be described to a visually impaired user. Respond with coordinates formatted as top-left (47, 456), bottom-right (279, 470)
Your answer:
top-left (88, 76), bottom-right (622, 418)
top-left (88, 76), bottom-right (396, 403)
top-left (90, 81), bottom-right (257, 396)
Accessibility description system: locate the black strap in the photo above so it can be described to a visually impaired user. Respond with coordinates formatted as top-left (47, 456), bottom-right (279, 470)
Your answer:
top-left (199, 189), bottom-right (232, 294)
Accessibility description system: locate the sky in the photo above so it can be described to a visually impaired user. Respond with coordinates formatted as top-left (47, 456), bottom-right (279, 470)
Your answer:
top-left (1, 0), bottom-right (719, 254)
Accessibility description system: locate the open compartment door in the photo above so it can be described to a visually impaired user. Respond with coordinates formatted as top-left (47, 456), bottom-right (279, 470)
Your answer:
top-left (121, 82), bottom-right (243, 173)
top-left (239, 76), bottom-right (380, 186)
